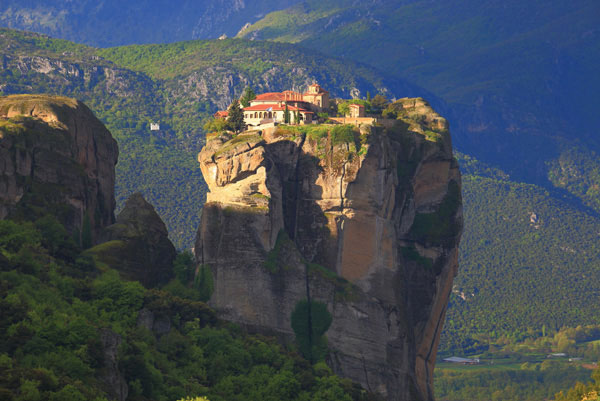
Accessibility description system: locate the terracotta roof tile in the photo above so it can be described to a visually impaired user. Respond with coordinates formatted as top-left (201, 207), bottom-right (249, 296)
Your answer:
top-left (253, 92), bottom-right (286, 101)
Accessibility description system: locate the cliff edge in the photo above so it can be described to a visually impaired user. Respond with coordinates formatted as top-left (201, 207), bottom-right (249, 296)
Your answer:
top-left (0, 94), bottom-right (118, 242)
top-left (195, 98), bottom-right (462, 401)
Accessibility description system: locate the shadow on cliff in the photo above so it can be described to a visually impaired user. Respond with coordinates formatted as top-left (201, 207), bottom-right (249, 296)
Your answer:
top-left (264, 136), bottom-right (338, 271)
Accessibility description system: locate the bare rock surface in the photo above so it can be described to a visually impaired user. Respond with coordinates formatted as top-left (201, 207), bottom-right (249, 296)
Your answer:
top-left (196, 98), bottom-right (462, 401)
top-left (0, 94), bottom-right (118, 241)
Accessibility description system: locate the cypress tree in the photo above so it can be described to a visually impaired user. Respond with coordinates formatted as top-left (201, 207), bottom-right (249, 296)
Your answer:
top-left (227, 99), bottom-right (245, 132)
top-left (284, 104), bottom-right (290, 124)
top-left (295, 109), bottom-right (300, 125)
top-left (240, 86), bottom-right (256, 107)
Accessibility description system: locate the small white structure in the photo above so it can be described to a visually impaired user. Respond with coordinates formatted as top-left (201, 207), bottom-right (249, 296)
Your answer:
top-left (150, 123), bottom-right (160, 131)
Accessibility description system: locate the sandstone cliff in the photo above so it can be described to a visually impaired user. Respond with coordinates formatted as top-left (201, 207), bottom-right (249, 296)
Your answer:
top-left (0, 94), bottom-right (118, 242)
top-left (89, 192), bottom-right (176, 287)
top-left (195, 98), bottom-right (463, 401)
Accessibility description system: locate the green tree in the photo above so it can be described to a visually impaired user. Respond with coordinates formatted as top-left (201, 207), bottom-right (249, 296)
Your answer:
top-left (291, 300), bottom-right (332, 363)
top-left (294, 109), bottom-right (300, 125)
top-left (227, 100), bottom-right (245, 133)
top-left (203, 117), bottom-right (229, 133)
top-left (371, 94), bottom-right (389, 114)
top-left (174, 251), bottom-right (196, 284)
top-left (240, 87), bottom-right (256, 107)
top-left (284, 104), bottom-right (290, 124)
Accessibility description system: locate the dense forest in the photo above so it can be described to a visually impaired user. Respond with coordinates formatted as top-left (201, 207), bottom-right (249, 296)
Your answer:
top-left (0, 215), bottom-right (378, 401)
top-left (442, 174), bottom-right (600, 353)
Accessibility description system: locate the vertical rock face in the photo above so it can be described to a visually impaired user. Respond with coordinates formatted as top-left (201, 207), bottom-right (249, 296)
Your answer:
top-left (0, 94), bottom-right (118, 240)
top-left (195, 98), bottom-right (462, 401)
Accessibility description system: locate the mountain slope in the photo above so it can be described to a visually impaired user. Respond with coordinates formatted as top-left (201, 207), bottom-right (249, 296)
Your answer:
top-left (0, 0), bottom-right (299, 47)
top-left (443, 174), bottom-right (600, 352)
top-left (0, 28), bottom-right (423, 249)
top-left (238, 0), bottom-right (600, 188)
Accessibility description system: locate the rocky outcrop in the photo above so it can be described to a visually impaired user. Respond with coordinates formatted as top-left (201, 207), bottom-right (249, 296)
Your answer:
top-left (195, 98), bottom-right (463, 401)
top-left (89, 193), bottom-right (176, 287)
top-left (0, 94), bottom-right (118, 241)
top-left (99, 328), bottom-right (128, 401)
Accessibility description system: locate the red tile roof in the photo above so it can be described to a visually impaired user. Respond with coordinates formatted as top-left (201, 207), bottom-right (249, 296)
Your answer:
top-left (253, 92), bottom-right (287, 101)
top-left (214, 110), bottom-right (228, 117)
top-left (243, 103), bottom-right (313, 113)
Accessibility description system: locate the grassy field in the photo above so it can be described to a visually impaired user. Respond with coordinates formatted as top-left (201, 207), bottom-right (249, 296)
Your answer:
top-left (435, 352), bottom-right (596, 401)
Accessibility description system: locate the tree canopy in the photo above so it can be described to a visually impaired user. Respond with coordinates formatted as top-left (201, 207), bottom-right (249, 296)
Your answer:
top-left (227, 99), bottom-right (245, 132)
top-left (240, 86), bottom-right (256, 107)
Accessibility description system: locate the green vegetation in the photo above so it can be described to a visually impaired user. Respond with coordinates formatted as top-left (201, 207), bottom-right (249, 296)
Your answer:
top-left (442, 175), bottom-right (600, 354)
top-left (264, 230), bottom-right (294, 273)
top-left (330, 125), bottom-right (357, 146)
top-left (280, 125), bottom-right (329, 142)
top-left (336, 99), bottom-right (371, 116)
top-left (227, 100), bottom-right (245, 133)
top-left (547, 146), bottom-right (600, 213)
top-left (401, 246), bottom-right (433, 270)
top-left (555, 368), bottom-right (600, 401)
top-left (0, 215), bottom-right (376, 401)
top-left (435, 360), bottom-right (594, 401)
top-left (213, 133), bottom-right (263, 157)
top-left (0, 28), bottom-right (402, 250)
top-left (435, 323), bottom-right (600, 400)
top-left (307, 263), bottom-right (358, 302)
top-left (239, 87), bottom-right (256, 108)
top-left (423, 130), bottom-right (443, 143)
top-left (203, 117), bottom-right (230, 134)
top-left (410, 180), bottom-right (461, 246)
top-left (291, 300), bottom-right (332, 364)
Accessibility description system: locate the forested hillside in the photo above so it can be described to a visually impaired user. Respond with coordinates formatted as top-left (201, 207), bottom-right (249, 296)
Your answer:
top-left (0, 28), bottom-right (419, 249)
top-left (0, 216), bottom-right (372, 401)
top-left (443, 174), bottom-right (600, 352)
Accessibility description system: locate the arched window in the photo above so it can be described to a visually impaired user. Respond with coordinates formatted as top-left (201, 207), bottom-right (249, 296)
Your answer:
top-left (254, 112), bottom-right (258, 118)
top-left (268, 112), bottom-right (272, 118)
